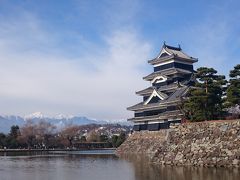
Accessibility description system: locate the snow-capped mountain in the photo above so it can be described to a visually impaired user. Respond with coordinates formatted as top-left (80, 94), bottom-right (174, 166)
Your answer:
top-left (0, 112), bottom-right (130, 133)
top-left (24, 112), bottom-right (45, 120)
top-left (54, 114), bottom-right (74, 120)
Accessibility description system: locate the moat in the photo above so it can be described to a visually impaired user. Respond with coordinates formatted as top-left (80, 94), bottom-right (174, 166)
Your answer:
top-left (0, 151), bottom-right (239, 180)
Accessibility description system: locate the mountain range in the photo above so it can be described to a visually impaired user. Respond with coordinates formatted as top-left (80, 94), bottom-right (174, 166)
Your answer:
top-left (0, 112), bottom-right (130, 133)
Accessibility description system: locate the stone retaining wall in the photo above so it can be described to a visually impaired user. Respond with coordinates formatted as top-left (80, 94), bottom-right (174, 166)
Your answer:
top-left (116, 120), bottom-right (240, 167)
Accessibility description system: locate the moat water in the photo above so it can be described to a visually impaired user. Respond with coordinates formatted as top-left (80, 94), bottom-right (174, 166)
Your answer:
top-left (0, 150), bottom-right (239, 180)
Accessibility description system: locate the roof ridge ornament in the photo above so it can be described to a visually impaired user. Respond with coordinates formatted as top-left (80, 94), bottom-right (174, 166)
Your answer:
top-left (164, 43), bottom-right (181, 51)
top-left (178, 44), bottom-right (182, 50)
top-left (163, 41), bottom-right (166, 47)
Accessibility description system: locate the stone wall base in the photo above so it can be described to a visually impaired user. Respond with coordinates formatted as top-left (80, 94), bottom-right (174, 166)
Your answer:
top-left (116, 120), bottom-right (240, 167)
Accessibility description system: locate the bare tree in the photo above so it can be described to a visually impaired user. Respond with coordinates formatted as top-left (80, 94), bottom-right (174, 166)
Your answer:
top-left (60, 125), bottom-right (81, 148)
top-left (35, 121), bottom-right (56, 149)
top-left (86, 130), bottom-right (100, 142)
top-left (18, 121), bottom-right (36, 149)
top-left (18, 120), bottom-right (56, 149)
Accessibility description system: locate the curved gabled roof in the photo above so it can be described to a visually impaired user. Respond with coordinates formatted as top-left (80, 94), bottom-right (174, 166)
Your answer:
top-left (143, 68), bottom-right (193, 81)
top-left (143, 89), bottom-right (168, 105)
top-left (127, 86), bottom-right (189, 111)
top-left (148, 43), bottom-right (198, 65)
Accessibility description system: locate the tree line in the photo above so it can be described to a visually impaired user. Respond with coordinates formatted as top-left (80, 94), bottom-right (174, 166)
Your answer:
top-left (181, 64), bottom-right (240, 121)
top-left (0, 121), bottom-right (127, 149)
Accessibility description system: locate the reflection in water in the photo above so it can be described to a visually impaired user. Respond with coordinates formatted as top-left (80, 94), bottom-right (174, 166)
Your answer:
top-left (130, 157), bottom-right (240, 180)
top-left (0, 152), bottom-right (239, 180)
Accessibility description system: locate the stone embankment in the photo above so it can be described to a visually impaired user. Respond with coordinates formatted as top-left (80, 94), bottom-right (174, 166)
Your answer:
top-left (116, 120), bottom-right (240, 167)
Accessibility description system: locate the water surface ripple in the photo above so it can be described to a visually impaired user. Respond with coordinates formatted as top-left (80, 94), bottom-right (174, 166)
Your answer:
top-left (0, 151), bottom-right (239, 180)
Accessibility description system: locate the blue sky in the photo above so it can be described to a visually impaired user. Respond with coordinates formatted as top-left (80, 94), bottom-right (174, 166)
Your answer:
top-left (0, 0), bottom-right (239, 120)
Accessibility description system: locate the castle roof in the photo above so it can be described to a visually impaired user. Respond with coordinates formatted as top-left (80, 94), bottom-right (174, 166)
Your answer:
top-left (143, 68), bottom-right (193, 81)
top-left (128, 86), bottom-right (189, 111)
top-left (136, 87), bottom-right (154, 96)
top-left (148, 43), bottom-right (198, 65)
top-left (128, 110), bottom-right (182, 122)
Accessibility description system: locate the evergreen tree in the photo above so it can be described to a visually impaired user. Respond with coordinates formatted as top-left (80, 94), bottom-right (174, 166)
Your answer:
top-left (226, 64), bottom-right (240, 106)
top-left (182, 88), bottom-right (208, 121)
top-left (0, 133), bottom-right (6, 148)
top-left (5, 125), bottom-right (21, 149)
top-left (184, 67), bottom-right (226, 121)
top-left (111, 135), bottom-right (118, 148)
top-left (9, 125), bottom-right (20, 138)
top-left (115, 132), bottom-right (126, 147)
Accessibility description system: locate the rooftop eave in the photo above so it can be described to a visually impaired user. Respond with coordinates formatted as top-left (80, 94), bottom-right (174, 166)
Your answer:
top-left (176, 55), bottom-right (198, 63)
top-left (127, 102), bottom-right (165, 111)
top-left (127, 110), bottom-right (183, 122)
top-left (143, 68), bottom-right (193, 81)
top-left (148, 55), bottom-right (198, 65)
top-left (148, 54), bottom-right (174, 64)
top-left (143, 72), bottom-right (162, 81)
top-left (135, 87), bottom-right (154, 96)
top-left (127, 99), bottom-right (182, 111)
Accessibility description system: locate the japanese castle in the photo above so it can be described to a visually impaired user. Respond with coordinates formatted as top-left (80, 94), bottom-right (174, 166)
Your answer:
top-left (127, 43), bottom-right (198, 131)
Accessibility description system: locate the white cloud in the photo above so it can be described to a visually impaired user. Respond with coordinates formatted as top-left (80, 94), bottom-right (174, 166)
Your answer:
top-left (0, 13), bottom-right (152, 120)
